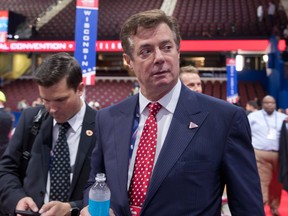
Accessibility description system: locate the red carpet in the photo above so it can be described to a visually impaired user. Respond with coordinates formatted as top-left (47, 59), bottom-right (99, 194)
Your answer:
top-left (265, 190), bottom-right (288, 216)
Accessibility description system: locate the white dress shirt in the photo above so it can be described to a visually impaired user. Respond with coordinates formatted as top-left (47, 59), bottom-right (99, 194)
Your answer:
top-left (127, 79), bottom-right (181, 189)
top-left (248, 109), bottom-right (287, 151)
top-left (44, 102), bottom-right (86, 203)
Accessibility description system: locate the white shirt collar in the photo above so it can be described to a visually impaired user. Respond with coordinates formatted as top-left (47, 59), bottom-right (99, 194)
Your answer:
top-left (53, 100), bottom-right (86, 132)
top-left (138, 79), bottom-right (181, 114)
top-left (262, 109), bottom-right (276, 117)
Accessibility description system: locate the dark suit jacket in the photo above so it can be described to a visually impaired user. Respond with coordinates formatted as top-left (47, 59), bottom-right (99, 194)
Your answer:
top-left (85, 84), bottom-right (264, 216)
top-left (0, 107), bottom-right (13, 157)
top-left (0, 105), bottom-right (96, 214)
top-left (279, 121), bottom-right (288, 191)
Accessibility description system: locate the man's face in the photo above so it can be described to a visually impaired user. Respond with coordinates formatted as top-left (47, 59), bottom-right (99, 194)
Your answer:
top-left (124, 23), bottom-right (180, 101)
top-left (181, 73), bottom-right (202, 93)
top-left (262, 96), bottom-right (276, 115)
top-left (38, 78), bottom-right (84, 123)
top-left (245, 104), bottom-right (253, 112)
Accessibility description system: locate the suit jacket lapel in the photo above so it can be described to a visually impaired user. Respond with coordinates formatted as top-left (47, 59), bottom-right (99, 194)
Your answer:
top-left (113, 95), bottom-right (139, 207)
top-left (38, 115), bottom-right (53, 188)
top-left (37, 106), bottom-right (95, 198)
top-left (70, 105), bottom-right (96, 194)
top-left (143, 85), bottom-right (209, 210)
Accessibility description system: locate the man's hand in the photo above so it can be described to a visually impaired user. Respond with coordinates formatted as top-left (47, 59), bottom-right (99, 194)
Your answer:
top-left (80, 206), bottom-right (89, 216)
top-left (80, 206), bottom-right (115, 216)
top-left (16, 197), bottom-right (39, 215)
top-left (38, 201), bottom-right (70, 216)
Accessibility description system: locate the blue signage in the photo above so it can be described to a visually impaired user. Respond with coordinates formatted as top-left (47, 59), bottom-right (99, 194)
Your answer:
top-left (74, 0), bottom-right (98, 85)
top-left (226, 58), bottom-right (239, 103)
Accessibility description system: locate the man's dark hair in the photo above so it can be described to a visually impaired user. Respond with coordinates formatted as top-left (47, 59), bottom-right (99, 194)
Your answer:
top-left (247, 100), bottom-right (259, 109)
top-left (33, 52), bottom-right (82, 91)
top-left (120, 9), bottom-right (181, 59)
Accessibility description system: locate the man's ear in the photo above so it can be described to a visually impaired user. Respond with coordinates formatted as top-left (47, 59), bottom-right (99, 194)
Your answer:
top-left (123, 53), bottom-right (133, 70)
top-left (77, 82), bottom-right (85, 95)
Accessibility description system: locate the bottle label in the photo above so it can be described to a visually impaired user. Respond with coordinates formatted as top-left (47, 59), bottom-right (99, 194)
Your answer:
top-left (89, 199), bottom-right (110, 216)
top-left (130, 205), bottom-right (141, 216)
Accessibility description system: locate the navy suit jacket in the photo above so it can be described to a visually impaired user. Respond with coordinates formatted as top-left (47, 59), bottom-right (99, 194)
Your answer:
top-left (0, 107), bottom-right (13, 157)
top-left (0, 105), bottom-right (96, 214)
top-left (85, 84), bottom-right (264, 216)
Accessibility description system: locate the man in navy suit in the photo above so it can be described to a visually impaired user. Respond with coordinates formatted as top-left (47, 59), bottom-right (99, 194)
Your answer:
top-left (81, 9), bottom-right (264, 216)
top-left (0, 53), bottom-right (96, 216)
top-left (0, 90), bottom-right (13, 157)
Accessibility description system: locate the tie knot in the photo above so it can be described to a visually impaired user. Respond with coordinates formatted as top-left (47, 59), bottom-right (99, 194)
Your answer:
top-left (58, 122), bottom-right (70, 134)
top-left (148, 102), bottom-right (162, 117)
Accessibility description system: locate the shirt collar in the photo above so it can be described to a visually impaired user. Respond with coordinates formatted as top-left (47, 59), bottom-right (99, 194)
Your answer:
top-left (139, 79), bottom-right (181, 114)
top-left (53, 100), bottom-right (86, 132)
top-left (262, 109), bottom-right (276, 117)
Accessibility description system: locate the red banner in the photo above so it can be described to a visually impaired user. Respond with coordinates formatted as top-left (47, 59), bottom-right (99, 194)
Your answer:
top-left (77, 0), bottom-right (98, 8)
top-left (0, 10), bottom-right (8, 43)
top-left (0, 39), bottom-right (285, 52)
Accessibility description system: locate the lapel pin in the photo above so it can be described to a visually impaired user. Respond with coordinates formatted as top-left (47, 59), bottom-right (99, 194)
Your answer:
top-left (86, 130), bottom-right (93, 136)
top-left (189, 122), bottom-right (199, 129)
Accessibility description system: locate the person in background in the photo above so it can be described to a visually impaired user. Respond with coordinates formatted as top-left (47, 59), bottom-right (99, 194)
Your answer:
top-left (277, 108), bottom-right (284, 113)
top-left (32, 97), bottom-right (43, 107)
top-left (257, 4), bottom-right (264, 22)
top-left (282, 25), bottom-right (288, 48)
top-left (278, 111), bottom-right (288, 193)
top-left (130, 81), bottom-right (140, 96)
top-left (0, 90), bottom-right (13, 157)
top-left (88, 100), bottom-right (101, 110)
top-left (267, 1), bottom-right (276, 27)
top-left (179, 65), bottom-right (203, 93)
top-left (93, 101), bottom-right (101, 110)
top-left (17, 99), bottom-right (30, 111)
top-left (81, 9), bottom-right (264, 216)
top-left (248, 95), bottom-right (287, 216)
top-left (246, 100), bottom-right (259, 115)
top-left (0, 53), bottom-right (96, 216)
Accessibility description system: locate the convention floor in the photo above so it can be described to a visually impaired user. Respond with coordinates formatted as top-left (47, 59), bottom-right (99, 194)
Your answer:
top-left (265, 190), bottom-right (288, 216)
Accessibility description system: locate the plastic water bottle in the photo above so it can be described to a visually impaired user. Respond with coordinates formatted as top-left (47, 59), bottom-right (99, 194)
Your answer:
top-left (88, 173), bottom-right (111, 216)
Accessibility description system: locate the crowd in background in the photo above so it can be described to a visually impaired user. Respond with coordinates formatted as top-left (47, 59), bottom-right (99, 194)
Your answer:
top-left (0, 7), bottom-right (287, 216)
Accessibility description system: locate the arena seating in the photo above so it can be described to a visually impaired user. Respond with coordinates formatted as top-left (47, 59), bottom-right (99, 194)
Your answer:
top-left (3, 79), bottom-right (39, 111)
top-left (37, 1), bottom-right (76, 40)
top-left (37, 0), bottom-right (163, 40)
top-left (173, 0), bottom-right (287, 39)
top-left (0, 0), bottom-right (57, 21)
top-left (239, 81), bottom-right (249, 106)
top-left (203, 80), bottom-right (213, 96)
top-left (0, 0), bottom-right (275, 111)
top-left (238, 81), bottom-right (267, 107)
top-left (1, 0), bottom-right (286, 40)
top-left (220, 81), bottom-right (227, 100)
top-left (1, 79), bottom-right (266, 111)
top-left (96, 0), bottom-right (163, 39)
top-left (1, 79), bottom-right (134, 111)
top-left (85, 79), bottom-right (134, 107)
top-left (212, 80), bottom-right (221, 98)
